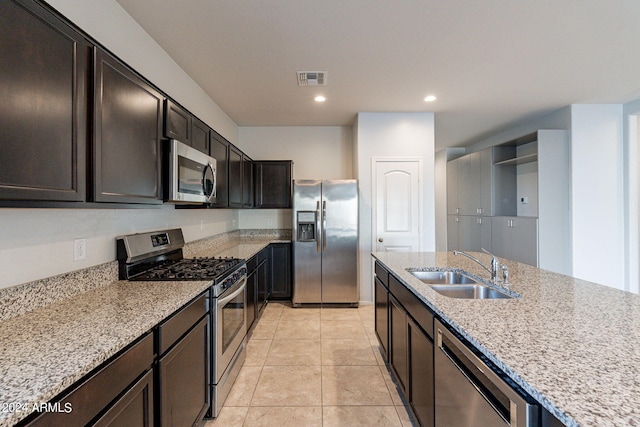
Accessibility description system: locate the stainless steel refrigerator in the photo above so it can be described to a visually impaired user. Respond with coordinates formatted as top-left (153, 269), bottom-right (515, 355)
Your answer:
top-left (292, 179), bottom-right (359, 306)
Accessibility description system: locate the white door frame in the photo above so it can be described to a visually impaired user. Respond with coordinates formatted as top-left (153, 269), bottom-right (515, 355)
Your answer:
top-left (371, 156), bottom-right (424, 252)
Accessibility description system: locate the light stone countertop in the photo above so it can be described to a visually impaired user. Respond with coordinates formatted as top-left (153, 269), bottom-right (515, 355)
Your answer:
top-left (0, 235), bottom-right (286, 427)
top-left (372, 251), bottom-right (640, 427)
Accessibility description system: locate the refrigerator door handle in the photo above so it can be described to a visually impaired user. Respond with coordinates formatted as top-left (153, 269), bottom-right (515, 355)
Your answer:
top-left (322, 201), bottom-right (327, 252)
top-left (316, 201), bottom-right (321, 252)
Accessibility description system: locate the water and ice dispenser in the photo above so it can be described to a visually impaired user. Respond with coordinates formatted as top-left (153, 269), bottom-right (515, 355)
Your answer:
top-left (296, 211), bottom-right (317, 241)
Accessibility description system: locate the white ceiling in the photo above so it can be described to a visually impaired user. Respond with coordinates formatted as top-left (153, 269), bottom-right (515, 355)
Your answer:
top-left (115, 0), bottom-right (640, 149)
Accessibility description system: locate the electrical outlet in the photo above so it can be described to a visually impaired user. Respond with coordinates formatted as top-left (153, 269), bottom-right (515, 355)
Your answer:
top-left (200, 220), bottom-right (204, 231)
top-left (74, 239), bottom-right (87, 261)
top-left (268, 218), bottom-right (274, 226)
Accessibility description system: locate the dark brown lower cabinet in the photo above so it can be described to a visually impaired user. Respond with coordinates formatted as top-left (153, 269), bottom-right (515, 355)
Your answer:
top-left (24, 333), bottom-right (154, 427)
top-left (157, 294), bottom-right (209, 427)
top-left (374, 276), bottom-right (389, 362)
top-left (409, 318), bottom-right (434, 427)
top-left (93, 369), bottom-right (154, 427)
top-left (375, 261), bottom-right (434, 427)
top-left (158, 316), bottom-right (209, 427)
top-left (256, 247), bottom-right (270, 313)
top-left (269, 243), bottom-right (291, 300)
top-left (389, 295), bottom-right (408, 395)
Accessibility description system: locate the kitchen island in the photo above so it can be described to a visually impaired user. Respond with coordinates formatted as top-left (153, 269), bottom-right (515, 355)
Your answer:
top-left (0, 231), bottom-right (288, 427)
top-left (372, 251), bottom-right (640, 427)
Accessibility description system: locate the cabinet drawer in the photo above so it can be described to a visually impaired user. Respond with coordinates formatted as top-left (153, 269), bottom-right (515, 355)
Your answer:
top-left (375, 262), bottom-right (389, 288)
top-left (158, 292), bottom-right (208, 355)
top-left (26, 333), bottom-right (154, 427)
top-left (389, 274), bottom-right (434, 339)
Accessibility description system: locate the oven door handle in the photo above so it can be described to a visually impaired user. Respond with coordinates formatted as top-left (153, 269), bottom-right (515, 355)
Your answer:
top-left (217, 276), bottom-right (247, 307)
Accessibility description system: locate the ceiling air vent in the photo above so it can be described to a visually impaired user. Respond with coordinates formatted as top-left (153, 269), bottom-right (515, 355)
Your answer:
top-left (297, 71), bottom-right (327, 86)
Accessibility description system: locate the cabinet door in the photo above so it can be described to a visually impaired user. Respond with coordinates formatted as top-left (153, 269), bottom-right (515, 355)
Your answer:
top-left (0, 0), bottom-right (89, 202)
top-left (158, 316), bottom-right (209, 427)
top-left (164, 99), bottom-right (190, 143)
top-left (491, 217), bottom-right (511, 260)
top-left (242, 155), bottom-right (254, 208)
top-left (93, 370), bottom-right (154, 427)
top-left (511, 217), bottom-right (538, 266)
top-left (447, 215), bottom-right (460, 251)
top-left (228, 145), bottom-right (243, 208)
top-left (191, 117), bottom-right (209, 154)
top-left (270, 243), bottom-right (292, 300)
top-left (458, 153), bottom-right (480, 216)
top-left (409, 318), bottom-right (434, 427)
top-left (209, 132), bottom-right (229, 208)
top-left (389, 295), bottom-right (408, 395)
top-left (93, 48), bottom-right (163, 204)
top-left (478, 148), bottom-right (493, 216)
top-left (462, 216), bottom-right (492, 252)
top-left (374, 277), bottom-right (389, 362)
top-left (254, 161), bottom-right (293, 208)
top-left (246, 267), bottom-right (257, 332)
top-left (446, 158), bottom-right (459, 215)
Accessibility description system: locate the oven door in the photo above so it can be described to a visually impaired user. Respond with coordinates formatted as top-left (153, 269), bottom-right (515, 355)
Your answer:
top-left (167, 139), bottom-right (217, 204)
top-left (214, 274), bottom-right (247, 382)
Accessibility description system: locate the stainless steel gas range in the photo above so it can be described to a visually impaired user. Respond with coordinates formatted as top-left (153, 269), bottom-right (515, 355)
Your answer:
top-left (116, 228), bottom-right (247, 418)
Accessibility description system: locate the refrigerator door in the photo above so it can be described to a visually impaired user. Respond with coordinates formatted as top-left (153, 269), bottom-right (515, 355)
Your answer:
top-left (292, 180), bottom-right (322, 305)
top-left (321, 180), bottom-right (359, 304)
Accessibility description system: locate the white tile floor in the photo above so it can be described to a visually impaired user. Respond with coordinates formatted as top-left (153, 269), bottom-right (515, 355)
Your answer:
top-left (204, 302), bottom-right (414, 426)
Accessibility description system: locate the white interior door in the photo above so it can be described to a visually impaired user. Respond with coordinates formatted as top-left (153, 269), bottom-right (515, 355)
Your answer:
top-left (373, 159), bottom-right (422, 252)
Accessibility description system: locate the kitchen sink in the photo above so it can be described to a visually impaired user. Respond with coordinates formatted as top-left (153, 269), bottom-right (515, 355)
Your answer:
top-left (429, 284), bottom-right (514, 299)
top-left (408, 270), bottom-right (477, 285)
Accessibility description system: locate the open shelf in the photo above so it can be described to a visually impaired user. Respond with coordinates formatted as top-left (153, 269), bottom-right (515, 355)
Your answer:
top-left (494, 153), bottom-right (538, 167)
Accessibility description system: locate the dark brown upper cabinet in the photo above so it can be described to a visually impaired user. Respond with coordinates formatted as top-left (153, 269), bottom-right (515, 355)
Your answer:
top-left (164, 99), bottom-right (191, 144)
top-left (0, 0), bottom-right (89, 202)
top-left (93, 48), bottom-right (163, 204)
top-left (190, 117), bottom-right (209, 155)
top-left (228, 145), bottom-right (243, 208)
top-left (209, 131), bottom-right (229, 208)
top-left (242, 154), bottom-right (254, 208)
top-left (164, 100), bottom-right (210, 154)
top-left (254, 161), bottom-right (293, 208)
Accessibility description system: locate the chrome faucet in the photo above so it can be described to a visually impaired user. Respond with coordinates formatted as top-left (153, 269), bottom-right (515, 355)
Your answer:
top-left (453, 248), bottom-right (502, 283)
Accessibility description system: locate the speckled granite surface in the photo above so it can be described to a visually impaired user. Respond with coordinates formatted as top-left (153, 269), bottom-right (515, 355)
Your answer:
top-left (0, 232), bottom-right (289, 427)
top-left (372, 251), bottom-right (640, 427)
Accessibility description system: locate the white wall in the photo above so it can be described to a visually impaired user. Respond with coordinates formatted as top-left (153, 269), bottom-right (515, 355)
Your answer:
top-left (0, 207), bottom-right (238, 289)
top-left (0, 0), bottom-right (243, 290)
top-left (623, 100), bottom-right (640, 294)
top-left (570, 104), bottom-right (625, 289)
top-left (238, 126), bottom-right (353, 179)
top-left (237, 126), bottom-right (353, 230)
top-left (355, 112), bottom-right (436, 303)
top-left (45, 0), bottom-right (238, 143)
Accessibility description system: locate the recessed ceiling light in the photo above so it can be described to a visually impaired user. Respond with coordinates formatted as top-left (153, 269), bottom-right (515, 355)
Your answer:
top-left (314, 95), bottom-right (326, 102)
top-left (424, 95), bottom-right (437, 102)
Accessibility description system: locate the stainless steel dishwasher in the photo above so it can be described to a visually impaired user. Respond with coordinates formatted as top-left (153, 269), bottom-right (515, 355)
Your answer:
top-left (435, 320), bottom-right (539, 426)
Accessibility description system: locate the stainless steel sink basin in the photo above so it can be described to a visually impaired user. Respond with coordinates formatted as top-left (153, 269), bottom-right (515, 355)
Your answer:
top-left (409, 270), bottom-right (477, 285)
top-left (429, 284), bottom-right (514, 299)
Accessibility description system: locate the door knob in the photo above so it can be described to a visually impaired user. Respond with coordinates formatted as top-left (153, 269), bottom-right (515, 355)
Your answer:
top-left (378, 238), bottom-right (384, 242)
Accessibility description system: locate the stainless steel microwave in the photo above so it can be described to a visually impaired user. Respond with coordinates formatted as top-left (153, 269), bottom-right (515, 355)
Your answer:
top-left (165, 139), bottom-right (217, 204)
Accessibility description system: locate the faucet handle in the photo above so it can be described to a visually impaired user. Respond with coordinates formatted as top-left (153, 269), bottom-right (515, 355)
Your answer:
top-left (481, 248), bottom-right (500, 281)
top-left (501, 264), bottom-right (510, 285)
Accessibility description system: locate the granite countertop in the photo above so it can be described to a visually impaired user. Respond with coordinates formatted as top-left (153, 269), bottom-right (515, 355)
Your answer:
top-left (372, 251), bottom-right (640, 427)
top-left (0, 234), bottom-right (286, 427)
